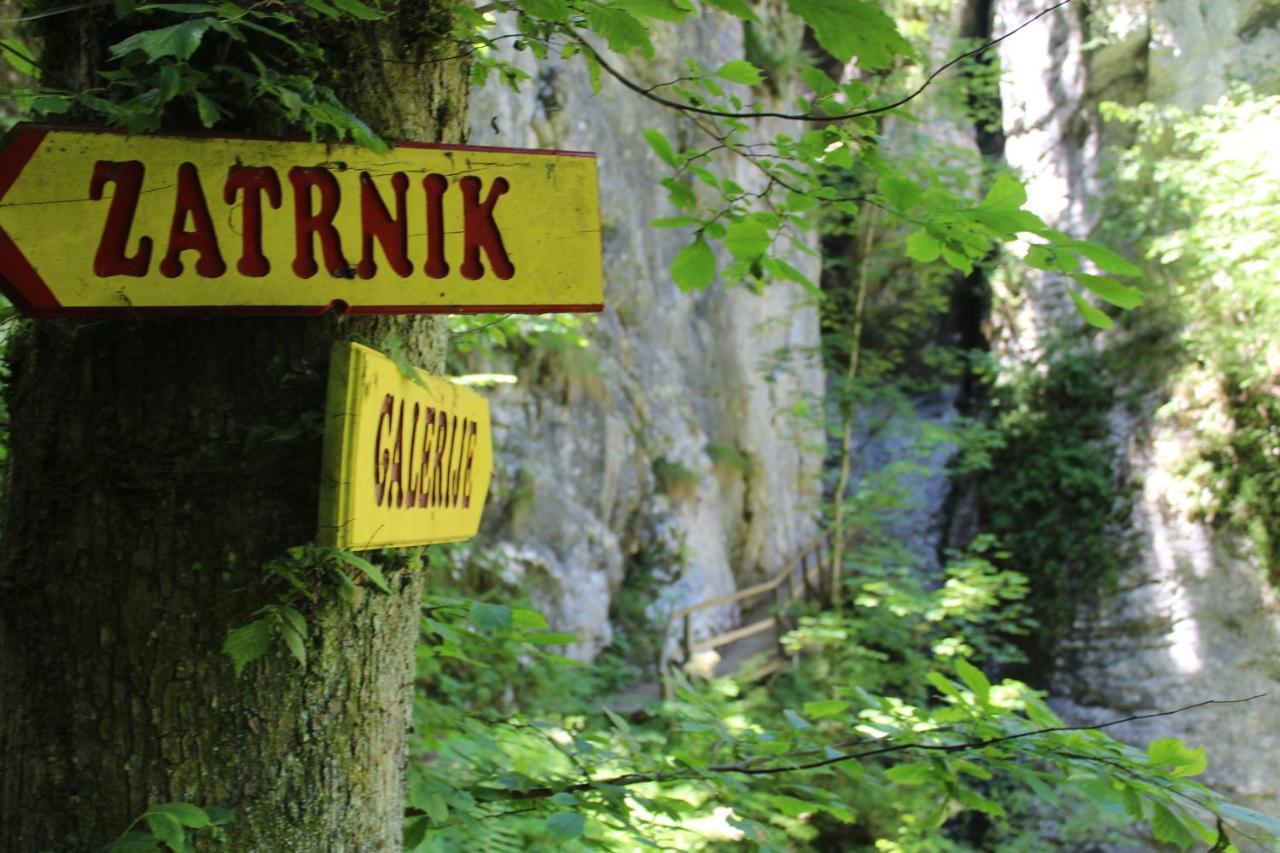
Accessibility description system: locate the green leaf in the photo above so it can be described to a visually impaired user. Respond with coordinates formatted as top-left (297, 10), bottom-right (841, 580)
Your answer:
top-left (545, 811), bottom-right (585, 841)
top-left (725, 218), bottom-right (771, 262)
top-left (518, 0), bottom-right (570, 19)
top-left (1065, 240), bottom-right (1142, 277)
top-left (954, 659), bottom-right (991, 706)
top-left (144, 811), bottom-right (186, 852)
top-left (1214, 800), bottom-right (1280, 835)
top-left (223, 617), bottom-right (272, 677)
top-left (109, 19), bottom-right (216, 61)
top-left (1151, 802), bottom-right (1197, 849)
top-left (672, 238), bottom-right (717, 291)
top-left (980, 173), bottom-right (1027, 210)
top-left (30, 95), bottom-right (73, 115)
top-left (1147, 738), bottom-right (1207, 777)
top-left (470, 602), bottom-right (513, 634)
top-left (925, 671), bottom-right (964, 700)
top-left (423, 792), bottom-right (449, 824)
top-left (877, 172), bottom-right (921, 212)
top-left (642, 128), bottom-right (679, 168)
top-left (1073, 274), bottom-right (1143, 309)
top-left (713, 59), bottom-right (762, 85)
top-left (782, 708), bottom-right (811, 730)
top-left (650, 215), bottom-right (704, 229)
top-left (584, 4), bottom-right (652, 57)
top-left (331, 565), bottom-right (356, 603)
top-left (1070, 290), bottom-right (1114, 330)
top-left (522, 632), bottom-right (578, 645)
top-left (0, 38), bottom-right (38, 76)
top-left (106, 834), bottom-right (163, 853)
top-left (905, 230), bottom-right (943, 263)
top-left (511, 608), bottom-right (549, 631)
top-left (328, 547), bottom-right (392, 594)
top-left (941, 246), bottom-right (974, 275)
top-left (768, 794), bottom-right (818, 817)
top-left (203, 806), bottom-right (235, 826)
top-left (885, 761), bottom-right (935, 785)
top-left (614, 0), bottom-right (691, 22)
top-left (785, 0), bottom-right (911, 69)
top-left (330, 0), bottom-right (383, 20)
top-left (1020, 770), bottom-right (1061, 807)
top-left (403, 815), bottom-right (430, 850)
top-left (194, 92), bottom-right (222, 128)
top-left (802, 699), bottom-right (851, 718)
top-left (701, 0), bottom-right (759, 21)
top-left (281, 623), bottom-right (306, 668)
top-left (761, 257), bottom-right (821, 299)
top-left (149, 803), bottom-right (209, 829)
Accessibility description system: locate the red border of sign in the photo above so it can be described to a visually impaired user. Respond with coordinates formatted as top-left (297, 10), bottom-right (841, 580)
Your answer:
top-left (0, 124), bottom-right (605, 318)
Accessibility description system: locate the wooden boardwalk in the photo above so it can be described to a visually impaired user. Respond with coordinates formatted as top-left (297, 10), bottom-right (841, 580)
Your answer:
top-left (604, 531), bottom-right (840, 713)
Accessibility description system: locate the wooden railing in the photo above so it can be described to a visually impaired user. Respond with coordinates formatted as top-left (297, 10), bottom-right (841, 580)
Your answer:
top-left (657, 530), bottom-right (838, 698)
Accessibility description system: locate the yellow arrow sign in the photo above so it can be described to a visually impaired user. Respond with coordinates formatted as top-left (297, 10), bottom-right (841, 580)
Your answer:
top-left (0, 125), bottom-right (602, 316)
top-left (319, 342), bottom-right (493, 551)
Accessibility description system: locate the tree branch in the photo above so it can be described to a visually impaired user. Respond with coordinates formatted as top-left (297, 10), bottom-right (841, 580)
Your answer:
top-left (483, 693), bottom-right (1265, 801)
top-left (568, 0), bottom-right (1076, 124)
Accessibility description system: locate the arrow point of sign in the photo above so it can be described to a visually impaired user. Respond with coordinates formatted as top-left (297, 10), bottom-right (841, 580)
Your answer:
top-left (0, 127), bottom-right (62, 316)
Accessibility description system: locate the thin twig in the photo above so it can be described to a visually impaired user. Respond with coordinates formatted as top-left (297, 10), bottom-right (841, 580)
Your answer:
top-left (488, 693), bottom-right (1265, 800)
top-left (568, 0), bottom-right (1075, 123)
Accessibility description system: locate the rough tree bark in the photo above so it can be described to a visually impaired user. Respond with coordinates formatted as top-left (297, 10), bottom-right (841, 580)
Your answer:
top-left (0, 4), bottom-right (468, 849)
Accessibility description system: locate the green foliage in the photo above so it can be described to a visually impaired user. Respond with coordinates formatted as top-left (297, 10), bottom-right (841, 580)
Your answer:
top-left (222, 543), bottom-right (408, 676)
top-left (403, 541), bottom-right (1273, 851)
top-left (705, 440), bottom-right (752, 477)
top-left (1098, 87), bottom-right (1280, 584)
top-left (652, 456), bottom-right (702, 499)
top-left (446, 313), bottom-right (593, 377)
top-left (8, 0), bottom-right (384, 145)
top-left (979, 353), bottom-right (1126, 668)
top-left (107, 802), bottom-right (235, 852)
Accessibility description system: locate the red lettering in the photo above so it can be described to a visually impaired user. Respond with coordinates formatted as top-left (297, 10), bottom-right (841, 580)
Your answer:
top-left (390, 398), bottom-right (405, 508)
top-left (418, 408), bottom-right (435, 507)
top-left (89, 160), bottom-right (152, 277)
top-left (160, 162), bottom-right (226, 278)
top-left (461, 420), bottom-right (478, 509)
top-left (432, 413), bottom-right (449, 507)
top-left (404, 402), bottom-right (421, 506)
top-left (224, 166), bottom-right (281, 277)
top-left (447, 413), bottom-right (465, 508)
top-left (373, 394), bottom-right (394, 506)
top-left (459, 176), bottom-right (514, 280)
top-left (357, 172), bottom-right (412, 279)
top-left (289, 166), bottom-right (348, 278)
top-left (423, 174), bottom-right (449, 279)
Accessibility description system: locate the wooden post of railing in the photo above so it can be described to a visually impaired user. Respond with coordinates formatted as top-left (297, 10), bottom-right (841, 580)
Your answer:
top-left (824, 537), bottom-right (837, 606)
top-left (771, 584), bottom-right (786, 658)
top-left (681, 613), bottom-right (692, 666)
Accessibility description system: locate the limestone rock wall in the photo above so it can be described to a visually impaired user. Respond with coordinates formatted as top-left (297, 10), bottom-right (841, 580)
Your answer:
top-left (995, 0), bottom-right (1280, 815)
top-left (462, 14), bottom-right (824, 660)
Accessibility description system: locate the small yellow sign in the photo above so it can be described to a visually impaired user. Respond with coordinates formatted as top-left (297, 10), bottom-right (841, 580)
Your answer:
top-left (0, 125), bottom-right (602, 315)
top-left (318, 342), bottom-right (493, 550)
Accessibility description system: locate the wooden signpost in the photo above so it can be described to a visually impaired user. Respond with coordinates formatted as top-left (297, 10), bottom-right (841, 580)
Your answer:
top-left (319, 342), bottom-right (494, 551)
top-left (0, 125), bottom-right (603, 316)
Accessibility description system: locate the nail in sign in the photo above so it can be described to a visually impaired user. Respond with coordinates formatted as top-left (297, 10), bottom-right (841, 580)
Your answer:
top-left (0, 125), bottom-right (603, 316)
top-left (319, 342), bottom-right (493, 550)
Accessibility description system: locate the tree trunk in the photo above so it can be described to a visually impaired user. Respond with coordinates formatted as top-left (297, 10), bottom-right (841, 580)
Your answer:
top-left (0, 5), bottom-right (468, 849)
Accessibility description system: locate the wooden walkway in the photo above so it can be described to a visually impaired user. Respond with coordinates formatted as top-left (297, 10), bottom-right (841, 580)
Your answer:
top-left (605, 531), bottom-right (841, 712)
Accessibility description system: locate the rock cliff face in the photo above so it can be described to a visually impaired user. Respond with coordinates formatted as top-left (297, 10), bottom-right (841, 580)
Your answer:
top-left (994, 0), bottom-right (1280, 815)
top-left (464, 14), bottom-right (823, 660)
